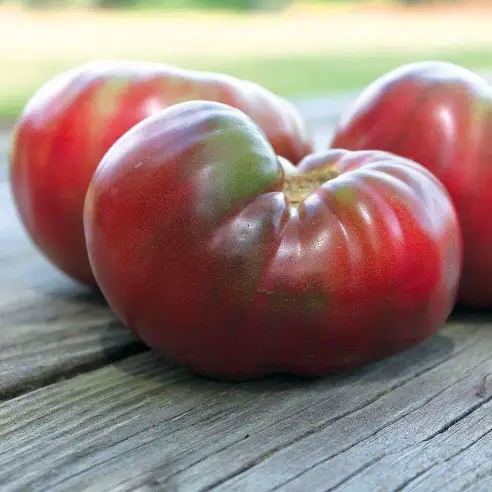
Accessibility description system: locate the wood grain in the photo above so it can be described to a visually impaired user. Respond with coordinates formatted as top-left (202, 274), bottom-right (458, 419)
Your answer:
top-left (0, 318), bottom-right (491, 492)
top-left (3, 114), bottom-right (492, 492)
top-left (0, 182), bottom-right (147, 400)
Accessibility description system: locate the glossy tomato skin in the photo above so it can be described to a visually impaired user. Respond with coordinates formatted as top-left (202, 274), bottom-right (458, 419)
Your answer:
top-left (84, 100), bottom-right (461, 380)
top-left (331, 61), bottom-right (492, 307)
top-left (10, 61), bottom-right (312, 285)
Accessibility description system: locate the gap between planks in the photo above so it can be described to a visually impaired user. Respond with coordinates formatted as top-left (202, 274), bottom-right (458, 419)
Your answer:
top-left (0, 181), bottom-right (148, 401)
top-left (0, 114), bottom-right (331, 403)
top-left (0, 318), bottom-right (492, 491)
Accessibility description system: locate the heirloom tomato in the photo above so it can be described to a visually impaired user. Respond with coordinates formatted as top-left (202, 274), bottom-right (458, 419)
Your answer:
top-left (9, 60), bottom-right (312, 285)
top-left (84, 100), bottom-right (461, 380)
top-left (332, 61), bottom-right (492, 307)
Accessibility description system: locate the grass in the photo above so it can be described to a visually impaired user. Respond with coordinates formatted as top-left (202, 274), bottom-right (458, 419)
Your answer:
top-left (2, 47), bottom-right (492, 121)
top-left (189, 48), bottom-right (492, 97)
top-left (2, 3), bottom-right (492, 121)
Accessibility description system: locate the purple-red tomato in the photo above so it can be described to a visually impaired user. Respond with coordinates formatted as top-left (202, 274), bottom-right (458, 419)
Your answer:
top-left (331, 61), bottom-right (492, 307)
top-left (9, 60), bottom-right (312, 285)
top-left (84, 100), bottom-right (461, 380)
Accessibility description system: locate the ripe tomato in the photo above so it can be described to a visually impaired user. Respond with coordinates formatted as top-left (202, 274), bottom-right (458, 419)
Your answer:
top-left (84, 100), bottom-right (461, 380)
top-left (9, 61), bottom-right (312, 285)
top-left (331, 61), bottom-right (492, 307)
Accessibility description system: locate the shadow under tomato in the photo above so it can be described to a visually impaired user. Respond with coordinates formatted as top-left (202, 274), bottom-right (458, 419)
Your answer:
top-left (45, 281), bottom-right (108, 307)
top-left (448, 304), bottom-right (492, 324)
top-left (98, 304), bottom-right (484, 394)
top-left (101, 322), bottom-right (456, 398)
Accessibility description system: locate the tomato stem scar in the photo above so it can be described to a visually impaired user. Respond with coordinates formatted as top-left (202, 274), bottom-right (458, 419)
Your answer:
top-left (283, 169), bottom-right (339, 206)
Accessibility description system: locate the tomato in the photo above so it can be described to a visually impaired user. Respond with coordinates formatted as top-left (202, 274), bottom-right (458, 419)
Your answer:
top-left (9, 61), bottom-right (312, 285)
top-left (331, 61), bottom-right (492, 307)
top-left (84, 100), bottom-right (461, 380)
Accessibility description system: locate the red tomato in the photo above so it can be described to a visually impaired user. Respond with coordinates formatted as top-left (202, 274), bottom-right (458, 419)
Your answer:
top-left (9, 60), bottom-right (312, 285)
top-left (84, 100), bottom-right (461, 380)
top-left (331, 61), bottom-right (492, 307)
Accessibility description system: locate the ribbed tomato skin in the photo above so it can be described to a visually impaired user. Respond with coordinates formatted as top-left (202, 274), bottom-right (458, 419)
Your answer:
top-left (332, 61), bottom-right (492, 307)
top-left (9, 61), bottom-right (312, 284)
top-left (84, 101), bottom-right (462, 380)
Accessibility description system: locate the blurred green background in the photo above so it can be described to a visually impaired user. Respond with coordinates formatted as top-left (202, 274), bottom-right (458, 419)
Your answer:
top-left (0, 0), bottom-right (437, 8)
top-left (8, 0), bottom-right (292, 8)
top-left (1, 0), bottom-right (491, 122)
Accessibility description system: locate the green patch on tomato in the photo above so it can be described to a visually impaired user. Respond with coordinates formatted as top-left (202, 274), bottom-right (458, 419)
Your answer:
top-left (203, 111), bottom-right (283, 215)
top-left (330, 183), bottom-right (358, 206)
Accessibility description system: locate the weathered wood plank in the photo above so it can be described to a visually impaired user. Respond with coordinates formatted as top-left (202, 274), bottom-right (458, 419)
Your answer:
top-left (224, 340), bottom-right (492, 492)
top-left (0, 318), bottom-right (490, 492)
top-left (0, 182), bottom-right (147, 400)
top-left (343, 408), bottom-right (492, 492)
top-left (2, 111), bottom-right (492, 492)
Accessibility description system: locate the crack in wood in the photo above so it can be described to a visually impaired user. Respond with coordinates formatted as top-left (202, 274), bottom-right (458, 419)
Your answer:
top-left (394, 427), bottom-right (492, 492)
top-left (185, 353), bottom-right (468, 491)
top-left (1, 340), bottom-right (149, 402)
top-left (44, 391), bottom-right (276, 491)
top-left (197, 344), bottom-right (492, 492)
top-left (24, 329), bottom-right (467, 492)
top-left (4, 133), bottom-right (492, 492)
top-left (422, 391), bottom-right (492, 444)
top-left (269, 361), bottom-right (491, 492)
top-left (194, 342), bottom-right (489, 491)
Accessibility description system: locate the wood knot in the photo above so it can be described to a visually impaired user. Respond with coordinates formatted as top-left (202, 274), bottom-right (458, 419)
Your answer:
top-left (476, 374), bottom-right (490, 398)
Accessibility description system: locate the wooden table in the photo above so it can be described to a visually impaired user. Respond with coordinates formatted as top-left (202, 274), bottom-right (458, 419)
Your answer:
top-left (2, 120), bottom-right (492, 492)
